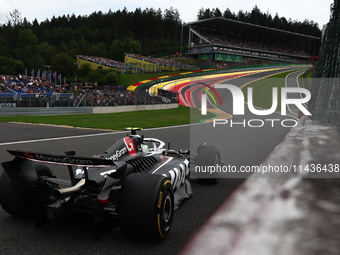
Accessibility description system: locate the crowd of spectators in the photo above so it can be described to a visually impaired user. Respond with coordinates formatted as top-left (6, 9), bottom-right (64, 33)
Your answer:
top-left (1, 75), bottom-right (63, 97)
top-left (77, 55), bottom-right (132, 72)
top-left (191, 28), bottom-right (308, 61)
top-left (126, 53), bottom-right (198, 70)
top-left (74, 89), bottom-right (162, 107)
top-left (189, 45), bottom-right (302, 63)
top-left (78, 53), bottom-right (199, 72)
top-left (0, 74), bottom-right (166, 107)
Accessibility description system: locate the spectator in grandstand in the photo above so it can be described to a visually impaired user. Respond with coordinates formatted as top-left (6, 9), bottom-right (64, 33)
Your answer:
top-left (126, 53), bottom-right (197, 70)
top-left (192, 28), bottom-right (307, 59)
top-left (74, 87), bottom-right (161, 107)
top-left (0, 74), bottom-right (66, 97)
top-left (77, 55), bottom-right (132, 71)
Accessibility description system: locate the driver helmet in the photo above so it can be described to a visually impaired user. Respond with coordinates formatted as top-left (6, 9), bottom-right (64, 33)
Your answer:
top-left (141, 143), bottom-right (149, 155)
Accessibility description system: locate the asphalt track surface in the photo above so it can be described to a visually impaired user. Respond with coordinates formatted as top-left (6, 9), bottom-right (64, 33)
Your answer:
top-left (188, 67), bottom-right (307, 178)
top-left (0, 67), bottom-right (305, 255)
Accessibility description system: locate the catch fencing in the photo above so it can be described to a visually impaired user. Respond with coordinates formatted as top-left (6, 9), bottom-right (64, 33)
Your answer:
top-left (0, 89), bottom-right (174, 107)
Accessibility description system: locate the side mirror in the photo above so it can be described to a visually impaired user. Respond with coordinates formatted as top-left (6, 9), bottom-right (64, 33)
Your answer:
top-left (179, 149), bottom-right (190, 154)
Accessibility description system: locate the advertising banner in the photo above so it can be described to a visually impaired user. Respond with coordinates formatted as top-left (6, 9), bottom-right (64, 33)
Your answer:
top-left (215, 53), bottom-right (243, 62)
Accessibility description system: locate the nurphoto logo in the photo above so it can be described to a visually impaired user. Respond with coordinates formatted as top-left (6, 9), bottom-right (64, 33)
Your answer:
top-left (200, 84), bottom-right (312, 128)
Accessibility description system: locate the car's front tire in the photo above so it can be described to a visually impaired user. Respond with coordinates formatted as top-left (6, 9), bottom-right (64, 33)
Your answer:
top-left (195, 145), bottom-right (221, 184)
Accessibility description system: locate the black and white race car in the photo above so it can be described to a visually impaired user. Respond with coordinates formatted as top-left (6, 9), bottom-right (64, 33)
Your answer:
top-left (0, 128), bottom-right (221, 241)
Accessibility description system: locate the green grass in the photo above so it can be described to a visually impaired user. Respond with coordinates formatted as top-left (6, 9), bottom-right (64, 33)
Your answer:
top-left (298, 69), bottom-right (313, 91)
top-left (116, 72), bottom-right (177, 86)
top-left (305, 70), bottom-right (313, 91)
top-left (0, 106), bottom-right (214, 130)
top-left (242, 70), bottom-right (304, 110)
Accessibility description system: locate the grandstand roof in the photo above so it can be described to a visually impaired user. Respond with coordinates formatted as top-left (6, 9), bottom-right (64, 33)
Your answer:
top-left (185, 17), bottom-right (320, 41)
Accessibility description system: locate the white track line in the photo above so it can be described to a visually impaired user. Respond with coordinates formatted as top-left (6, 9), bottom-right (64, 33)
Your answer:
top-left (0, 123), bottom-right (207, 146)
top-left (285, 69), bottom-right (306, 116)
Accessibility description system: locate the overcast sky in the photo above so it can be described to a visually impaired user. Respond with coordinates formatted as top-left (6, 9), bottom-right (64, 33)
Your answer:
top-left (0, 0), bottom-right (334, 29)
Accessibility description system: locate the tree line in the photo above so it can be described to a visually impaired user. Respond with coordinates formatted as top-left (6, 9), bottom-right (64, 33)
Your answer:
top-left (0, 7), bottom-right (183, 78)
top-left (197, 6), bottom-right (322, 37)
top-left (0, 6), bottom-right (321, 78)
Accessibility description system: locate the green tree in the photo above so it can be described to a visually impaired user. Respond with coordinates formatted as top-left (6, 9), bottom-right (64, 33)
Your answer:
top-left (16, 29), bottom-right (37, 48)
top-left (89, 42), bottom-right (107, 57)
top-left (249, 5), bottom-right (261, 24)
top-left (197, 8), bottom-right (205, 20)
top-left (77, 37), bottom-right (90, 54)
top-left (201, 9), bottom-right (213, 20)
top-left (109, 38), bottom-right (124, 61)
top-left (124, 37), bottom-right (142, 54)
top-left (37, 41), bottom-right (57, 64)
top-left (9, 59), bottom-right (25, 74)
top-left (0, 36), bottom-right (12, 57)
top-left (59, 41), bottom-right (69, 53)
top-left (78, 63), bottom-right (92, 76)
top-left (50, 52), bottom-right (75, 76)
top-left (213, 8), bottom-right (222, 18)
top-left (7, 9), bottom-right (23, 27)
top-left (87, 69), bottom-right (102, 82)
top-left (223, 8), bottom-right (236, 19)
top-left (14, 29), bottom-right (44, 70)
top-left (0, 56), bottom-right (24, 74)
top-left (102, 71), bottom-right (117, 85)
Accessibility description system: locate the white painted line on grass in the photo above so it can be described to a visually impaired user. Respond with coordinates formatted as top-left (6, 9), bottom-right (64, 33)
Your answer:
top-left (285, 69), bottom-right (307, 116)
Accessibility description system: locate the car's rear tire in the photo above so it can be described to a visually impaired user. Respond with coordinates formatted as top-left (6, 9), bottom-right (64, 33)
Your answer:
top-left (0, 164), bottom-right (53, 219)
top-left (195, 145), bottom-right (221, 184)
top-left (118, 173), bottom-right (174, 241)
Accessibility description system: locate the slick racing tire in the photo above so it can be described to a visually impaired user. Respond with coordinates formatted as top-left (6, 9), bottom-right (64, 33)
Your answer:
top-left (0, 164), bottom-right (53, 219)
top-left (195, 145), bottom-right (221, 184)
top-left (118, 173), bottom-right (174, 241)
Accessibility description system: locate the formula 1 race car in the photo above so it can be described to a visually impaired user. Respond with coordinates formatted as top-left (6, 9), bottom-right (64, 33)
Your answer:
top-left (0, 128), bottom-right (222, 241)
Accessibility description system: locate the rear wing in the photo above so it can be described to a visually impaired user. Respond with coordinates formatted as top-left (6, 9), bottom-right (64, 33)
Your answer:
top-left (7, 150), bottom-right (116, 167)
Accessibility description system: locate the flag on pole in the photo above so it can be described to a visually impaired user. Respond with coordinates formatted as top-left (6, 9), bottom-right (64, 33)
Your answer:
top-left (58, 74), bottom-right (61, 86)
top-left (37, 70), bottom-right (40, 79)
top-left (42, 70), bottom-right (46, 80)
top-left (64, 76), bottom-right (66, 88)
top-left (31, 69), bottom-right (34, 77)
top-left (54, 72), bottom-right (57, 85)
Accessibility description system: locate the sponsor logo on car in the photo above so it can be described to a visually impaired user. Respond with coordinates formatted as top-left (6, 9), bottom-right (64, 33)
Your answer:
top-left (166, 160), bottom-right (189, 191)
top-left (107, 147), bottom-right (127, 161)
top-left (35, 154), bottom-right (93, 165)
top-left (158, 191), bottom-right (163, 208)
top-left (123, 137), bottom-right (137, 157)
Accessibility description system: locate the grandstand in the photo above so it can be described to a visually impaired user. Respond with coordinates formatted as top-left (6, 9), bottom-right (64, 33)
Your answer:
top-left (77, 55), bottom-right (132, 73)
top-left (77, 54), bottom-right (199, 74)
top-left (124, 54), bottom-right (199, 72)
top-left (185, 17), bottom-right (320, 64)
